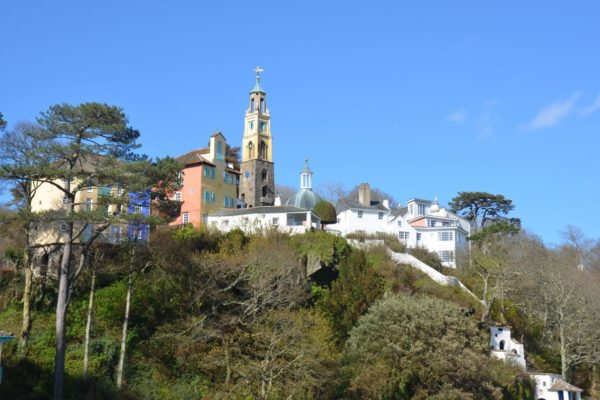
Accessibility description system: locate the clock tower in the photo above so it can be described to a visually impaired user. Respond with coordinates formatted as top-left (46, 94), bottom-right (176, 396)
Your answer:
top-left (239, 67), bottom-right (275, 207)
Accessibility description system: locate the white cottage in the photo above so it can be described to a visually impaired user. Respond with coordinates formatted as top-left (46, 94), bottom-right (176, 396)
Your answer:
top-left (530, 373), bottom-right (582, 400)
top-left (489, 326), bottom-right (526, 371)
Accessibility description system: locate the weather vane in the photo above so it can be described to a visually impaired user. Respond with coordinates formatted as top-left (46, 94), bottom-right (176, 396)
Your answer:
top-left (254, 66), bottom-right (264, 81)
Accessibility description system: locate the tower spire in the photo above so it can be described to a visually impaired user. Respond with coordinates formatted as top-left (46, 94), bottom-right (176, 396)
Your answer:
top-left (300, 157), bottom-right (313, 190)
top-left (251, 66), bottom-right (266, 93)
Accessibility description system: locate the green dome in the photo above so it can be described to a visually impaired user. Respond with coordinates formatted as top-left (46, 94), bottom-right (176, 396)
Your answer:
top-left (285, 189), bottom-right (322, 211)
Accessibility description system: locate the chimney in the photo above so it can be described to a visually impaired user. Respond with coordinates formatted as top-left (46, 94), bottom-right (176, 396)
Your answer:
top-left (358, 183), bottom-right (371, 207)
top-left (382, 199), bottom-right (390, 209)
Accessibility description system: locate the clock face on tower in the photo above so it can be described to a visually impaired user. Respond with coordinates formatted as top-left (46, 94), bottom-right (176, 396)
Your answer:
top-left (244, 171), bottom-right (251, 179)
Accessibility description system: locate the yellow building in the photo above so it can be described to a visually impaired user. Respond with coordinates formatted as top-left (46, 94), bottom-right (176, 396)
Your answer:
top-left (170, 132), bottom-right (240, 228)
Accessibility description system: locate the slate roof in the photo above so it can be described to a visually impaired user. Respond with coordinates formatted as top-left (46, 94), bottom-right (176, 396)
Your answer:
top-left (176, 148), bottom-right (214, 166)
top-left (336, 198), bottom-right (389, 212)
top-left (549, 380), bottom-right (583, 392)
top-left (210, 205), bottom-right (315, 217)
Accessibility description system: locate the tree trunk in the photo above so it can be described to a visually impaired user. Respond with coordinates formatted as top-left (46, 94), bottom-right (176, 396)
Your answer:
top-left (559, 321), bottom-right (568, 380)
top-left (83, 267), bottom-right (96, 377)
top-left (20, 262), bottom-right (33, 352)
top-left (20, 227), bottom-right (33, 353)
top-left (116, 267), bottom-right (133, 389)
top-left (591, 364), bottom-right (599, 399)
top-left (54, 239), bottom-right (72, 400)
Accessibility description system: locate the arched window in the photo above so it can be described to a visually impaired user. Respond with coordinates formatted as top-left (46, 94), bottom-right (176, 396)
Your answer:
top-left (499, 340), bottom-right (505, 350)
top-left (261, 169), bottom-right (267, 181)
top-left (259, 141), bottom-right (267, 159)
top-left (262, 185), bottom-right (268, 197)
top-left (251, 99), bottom-right (255, 112)
top-left (260, 98), bottom-right (265, 112)
top-left (248, 142), bottom-right (254, 159)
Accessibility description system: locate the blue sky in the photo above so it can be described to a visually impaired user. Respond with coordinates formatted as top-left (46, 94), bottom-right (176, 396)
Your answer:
top-left (2, 1), bottom-right (599, 245)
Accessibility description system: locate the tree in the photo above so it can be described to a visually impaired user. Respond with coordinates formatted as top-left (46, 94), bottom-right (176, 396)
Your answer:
top-left (343, 293), bottom-right (528, 399)
top-left (30, 102), bottom-right (177, 399)
top-left (0, 111), bottom-right (6, 131)
top-left (312, 200), bottom-right (337, 228)
top-left (0, 121), bottom-right (51, 351)
top-left (317, 250), bottom-right (383, 344)
top-left (510, 236), bottom-right (600, 380)
top-left (449, 191), bottom-right (518, 232)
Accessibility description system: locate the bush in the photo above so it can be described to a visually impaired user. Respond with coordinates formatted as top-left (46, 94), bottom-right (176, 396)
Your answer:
top-left (409, 247), bottom-right (443, 271)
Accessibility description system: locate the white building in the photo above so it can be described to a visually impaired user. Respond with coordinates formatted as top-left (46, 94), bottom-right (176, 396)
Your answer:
top-left (326, 184), bottom-right (470, 267)
top-left (530, 373), bottom-right (582, 400)
top-left (207, 205), bottom-right (321, 235)
top-left (489, 326), bottom-right (526, 371)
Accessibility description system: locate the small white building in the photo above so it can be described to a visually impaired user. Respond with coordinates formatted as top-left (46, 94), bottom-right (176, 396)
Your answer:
top-left (207, 205), bottom-right (320, 235)
top-left (489, 326), bottom-right (526, 371)
top-left (530, 373), bottom-right (583, 400)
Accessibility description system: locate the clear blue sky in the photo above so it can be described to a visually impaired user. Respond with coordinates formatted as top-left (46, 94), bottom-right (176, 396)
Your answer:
top-left (2, 1), bottom-right (599, 245)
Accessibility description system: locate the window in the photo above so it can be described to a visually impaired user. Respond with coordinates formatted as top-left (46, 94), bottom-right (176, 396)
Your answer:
top-left (249, 121), bottom-right (254, 131)
top-left (428, 219), bottom-right (436, 227)
top-left (397, 220), bottom-right (402, 226)
top-left (261, 169), bottom-right (267, 181)
top-left (442, 221), bottom-right (452, 227)
top-left (260, 121), bottom-right (267, 132)
top-left (417, 232), bottom-right (422, 241)
top-left (203, 166), bottom-right (216, 178)
top-left (418, 204), bottom-right (426, 215)
top-left (398, 231), bottom-right (410, 240)
top-left (248, 141), bottom-right (254, 158)
top-left (111, 226), bottom-right (121, 243)
top-left (134, 205), bottom-right (143, 214)
top-left (378, 212), bottom-right (384, 220)
top-left (272, 217), bottom-right (279, 226)
top-left (262, 186), bottom-right (268, 197)
top-left (438, 251), bottom-right (455, 263)
top-left (204, 190), bottom-right (216, 203)
top-left (136, 229), bottom-right (143, 240)
top-left (409, 204), bottom-right (413, 215)
top-left (224, 172), bottom-right (235, 184)
top-left (202, 213), bottom-right (208, 225)
top-left (85, 198), bottom-right (93, 211)
top-left (259, 141), bottom-right (267, 158)
top-left (60, 223), bottom-right (68, 232)
top-left (182, 212), bottom-right (189, 224)
top-left (250, 99), bottom-right (255, 112)
top-left (357, 211), bottom-right (363, 219)
top-left (223, 196), bottom-right (235, 208)
top-left (260, 99), bottom-right (265, 112)
top-left (438, 231), bottom-right (453, 241)
top-left (117, 185), bottom-right (124, 196)
top-left (175, 191), bottom-right (181, 201)
top-left (216, 141), bottom-right (223, 159)
top-left (83, 224), bottom-right (93, 240)
top-left (87, 186), bottom-right (93, 192)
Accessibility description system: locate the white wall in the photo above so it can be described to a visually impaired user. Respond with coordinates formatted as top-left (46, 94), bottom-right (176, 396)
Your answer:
top-left (208, 211), bottom-right (319, 235)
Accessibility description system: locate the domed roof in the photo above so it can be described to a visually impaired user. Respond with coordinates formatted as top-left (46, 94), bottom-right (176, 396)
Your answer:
top-left (285, 188), bottom-right (322, 211)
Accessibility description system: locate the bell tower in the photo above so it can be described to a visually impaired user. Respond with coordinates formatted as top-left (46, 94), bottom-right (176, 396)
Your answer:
top-left (239, 67), bottom-right (275, 207)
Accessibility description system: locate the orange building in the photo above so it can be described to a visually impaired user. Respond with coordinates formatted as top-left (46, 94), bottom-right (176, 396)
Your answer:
top-left (170, 132), bottom-right (240, 228)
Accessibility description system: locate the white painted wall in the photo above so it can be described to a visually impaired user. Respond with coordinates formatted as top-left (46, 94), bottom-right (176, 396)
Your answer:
top-left (208, 210), bottom-right (319, 235)
top-left (489, 326), bottom-right (526, 370)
